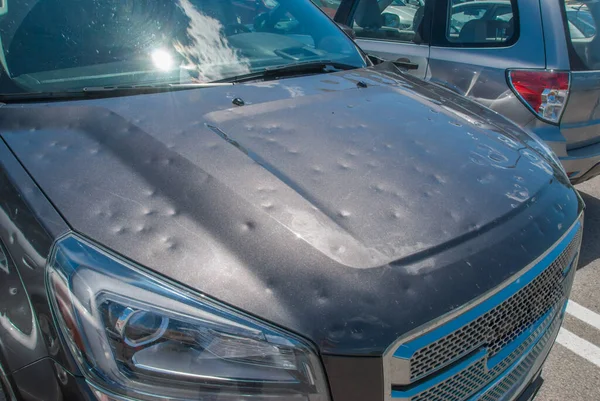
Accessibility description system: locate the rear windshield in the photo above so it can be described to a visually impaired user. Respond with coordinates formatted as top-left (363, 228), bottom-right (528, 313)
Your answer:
top-left (564, 1), bottom-right (600, 70)
top-left (0, 0), bottom-right (365, 94)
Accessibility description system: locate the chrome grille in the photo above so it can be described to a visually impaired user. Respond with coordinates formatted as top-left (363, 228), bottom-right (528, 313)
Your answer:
top-left (479, 312), bottom-right (562, 401)
top-left (410, 228), bottom-right (581, 381)
top-left (411, 359), bottom-right (487, 401)
top-left (410, 303), bottom-right (563, 401)
top-left (387, 220), bottom-right (583, 401)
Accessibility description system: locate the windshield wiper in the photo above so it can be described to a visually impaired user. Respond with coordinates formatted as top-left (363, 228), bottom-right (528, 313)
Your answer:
top-left (0, 63), bottom-right (358, 103)
top-left (0, 82), bottom-right (234, 103)
top-left (214, 61), bottom-right (359, 84)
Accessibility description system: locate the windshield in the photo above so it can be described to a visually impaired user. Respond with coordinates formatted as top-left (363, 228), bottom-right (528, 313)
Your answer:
top-left (0, 0), bottom-right (366, 94)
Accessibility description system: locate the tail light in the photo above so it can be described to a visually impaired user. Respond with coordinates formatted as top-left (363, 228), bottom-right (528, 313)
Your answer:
top-left (507, 70), bottom-right (570, 124)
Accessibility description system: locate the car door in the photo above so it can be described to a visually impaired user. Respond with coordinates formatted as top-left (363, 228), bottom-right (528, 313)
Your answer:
top-left (326, 0), bottom-right (432, 78)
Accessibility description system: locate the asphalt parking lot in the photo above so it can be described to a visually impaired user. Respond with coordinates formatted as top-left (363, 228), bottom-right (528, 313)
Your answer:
top-left (535, 179), bottom-right (600, 401)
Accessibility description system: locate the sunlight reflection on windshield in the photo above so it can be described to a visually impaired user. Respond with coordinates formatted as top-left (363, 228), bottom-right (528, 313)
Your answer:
top-left (151, 49), bottom-right (176, 71)
top-left (174, 0), bottom-right (251, 82)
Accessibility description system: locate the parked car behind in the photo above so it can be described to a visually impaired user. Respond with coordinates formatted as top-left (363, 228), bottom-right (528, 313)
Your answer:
top-left (321, 0), bottom-right (600, 183)
top-left (312, 0), bottom-right (342, 17)
top-left (0, 1), bottom-right (584, 401)
top-left (380, 0), bottom-right (424, 30)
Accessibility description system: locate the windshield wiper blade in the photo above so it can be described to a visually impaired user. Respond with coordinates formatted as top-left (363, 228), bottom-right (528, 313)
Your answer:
top-left (0, 90), bottom-right (87, 103)
top-left (83, 82), bottom-right (234, 92)
top-left (0, 82), bottom-right (234, 103)
top-left (214, 61), bottom-right (359, 84)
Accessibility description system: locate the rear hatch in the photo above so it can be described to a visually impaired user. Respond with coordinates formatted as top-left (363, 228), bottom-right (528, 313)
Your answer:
top-left (559, 1), bottom-right (600, 150)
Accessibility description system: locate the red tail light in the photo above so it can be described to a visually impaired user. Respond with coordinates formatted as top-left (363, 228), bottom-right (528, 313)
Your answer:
top-left (508, 70), bottom-right (570, 124)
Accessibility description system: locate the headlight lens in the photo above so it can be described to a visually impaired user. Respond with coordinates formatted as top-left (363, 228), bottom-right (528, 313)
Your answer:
top-left (47, 235), bottom-right (330, 401)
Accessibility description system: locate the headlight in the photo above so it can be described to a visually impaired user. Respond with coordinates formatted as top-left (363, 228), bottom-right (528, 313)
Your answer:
top-left (47, 235), bottom-right (330, 401)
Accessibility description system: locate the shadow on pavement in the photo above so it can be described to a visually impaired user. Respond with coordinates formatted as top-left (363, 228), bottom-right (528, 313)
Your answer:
top-left (578, 191), bottom-right (600, 269)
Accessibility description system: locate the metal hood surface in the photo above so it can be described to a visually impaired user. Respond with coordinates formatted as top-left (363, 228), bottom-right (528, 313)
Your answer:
top-left (0, 64), bottom-right (581, 355)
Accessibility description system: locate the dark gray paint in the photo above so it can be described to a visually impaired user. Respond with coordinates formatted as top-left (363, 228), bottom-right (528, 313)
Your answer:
top-left (11, 358), bottom-right (96, 401)
top-left (0, 64), bottom-right (582, 368)
top-left (322, 355), bottom-right (384, 401)
top-left (0, 140), bottom-right (72, 377)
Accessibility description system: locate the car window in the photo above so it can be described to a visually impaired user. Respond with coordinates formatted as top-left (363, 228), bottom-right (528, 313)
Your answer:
top-left (346, 0), bottom-right (427, 43)
top-left (446, 0), bottom-right (516, 45)
top-left (0, 0), bottom-right (366, 93)
top-left (311, 0), bottom-right (342, 18)
top-left (563, 1), bottom-right (600, 70)
top-left (493, 5), bottom-right (513, 22)
top-left (569, 20), bottom-right (586, 39)
top-left (567, 5), bottom-right (596, 38)
top-left (450, 6), bottom-right (487, 34)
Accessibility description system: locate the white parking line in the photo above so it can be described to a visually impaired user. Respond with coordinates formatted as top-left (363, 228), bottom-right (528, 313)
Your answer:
top-left (566, 301), bottom-right (600, 331)
top-left (556, 328), bottom-right (600, 367)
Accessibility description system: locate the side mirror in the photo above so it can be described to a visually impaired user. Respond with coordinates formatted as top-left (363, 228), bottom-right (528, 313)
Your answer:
top-left (382, 12), bottom-right (401, 28)
top-left (336, 22), bottom-right (356, 39)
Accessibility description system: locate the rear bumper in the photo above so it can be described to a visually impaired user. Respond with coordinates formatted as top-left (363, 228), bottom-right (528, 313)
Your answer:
top-left (527, 123), bottom-right (600, 184)
top-left (560, 140), bottom-right (600, 183)
top-left (563, 149), bottom-right (600, 184)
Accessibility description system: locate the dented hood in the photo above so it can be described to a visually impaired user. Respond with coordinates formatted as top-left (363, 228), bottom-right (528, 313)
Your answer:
top-left (0, 64), bottom-right (581, 355)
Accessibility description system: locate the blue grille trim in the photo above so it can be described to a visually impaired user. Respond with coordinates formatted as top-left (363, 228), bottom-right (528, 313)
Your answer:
top-left (390, 307), bottom-right (556, 398)
top-left (467, 314), bottom-right (559, 401)
top-left (391, 349), bottom-right (488, 398)
top-left (392, 220), bottom-right (581, 361)
top-left (468, 338), bottom-right (540, 400)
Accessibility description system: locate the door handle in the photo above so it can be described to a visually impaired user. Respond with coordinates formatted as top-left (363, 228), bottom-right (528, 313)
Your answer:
top-left (393, 58), bottom-right (419, 70)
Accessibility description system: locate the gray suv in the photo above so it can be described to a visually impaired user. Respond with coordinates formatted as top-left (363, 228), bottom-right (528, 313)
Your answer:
top-left (321, 0), bottom-right (600, 183)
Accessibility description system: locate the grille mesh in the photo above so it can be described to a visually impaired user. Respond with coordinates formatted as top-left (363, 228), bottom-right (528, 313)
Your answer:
top-left (479, 313), bottom-right (561, 401)
top-left (411, 359), bottom-right (487, 401)
top-left (409, 229), bottom-right (581, 382)
top-left (410, 304), bottom-right (562, 401)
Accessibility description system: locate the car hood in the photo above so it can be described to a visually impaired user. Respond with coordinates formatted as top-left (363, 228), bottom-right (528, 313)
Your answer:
top-left (1, 63), bottom-right (581, 355)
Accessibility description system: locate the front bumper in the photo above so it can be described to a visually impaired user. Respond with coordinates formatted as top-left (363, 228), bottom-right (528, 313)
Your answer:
top-left (9, 220), bottom-right (583, 401)
top-left (6, 223), bottom-right (583, 401)
top-left (488, 307), bottom-right (561, 401)
top-left (515, 374), bottom-right (544, 401)
top-left (5, 310), bottom-right (559, 401)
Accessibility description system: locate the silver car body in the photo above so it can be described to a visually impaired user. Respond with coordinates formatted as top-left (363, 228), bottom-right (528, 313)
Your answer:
top-left (327, 0), bottom-right (600, 183)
